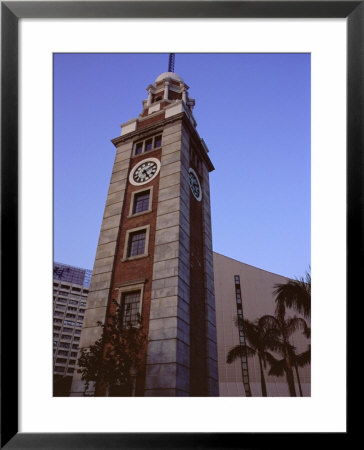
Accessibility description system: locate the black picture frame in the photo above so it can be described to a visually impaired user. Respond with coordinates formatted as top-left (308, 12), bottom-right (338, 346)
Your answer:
top-left (1, 1), bottom-right (358, 448)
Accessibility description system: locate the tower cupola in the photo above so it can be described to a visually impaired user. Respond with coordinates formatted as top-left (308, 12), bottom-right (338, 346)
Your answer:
top-left (143, 71), bottom-right (195, 114)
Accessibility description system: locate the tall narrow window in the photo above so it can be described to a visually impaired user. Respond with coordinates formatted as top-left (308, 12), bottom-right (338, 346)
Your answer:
top-left (135, 142), bottom-right (143, 155)
top-left (121, 291), bottom-right (141, 327)
top-left (123, 225), bottom-right (150, 261)
top-left (127, 230), bottom-right (146, 257)
top-left (133, 191), bottom-right (150, 214)
top-left (154, 135), bottom-right (162, 148)
top-left (145, 139), bottom-right (153, 152)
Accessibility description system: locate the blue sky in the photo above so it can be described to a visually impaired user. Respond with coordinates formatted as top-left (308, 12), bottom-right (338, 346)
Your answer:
top-left (54, 53), bottom-right (310, 279)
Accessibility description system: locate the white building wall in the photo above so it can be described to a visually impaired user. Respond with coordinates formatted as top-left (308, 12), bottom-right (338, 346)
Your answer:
top-left (213, 252), bottom-right (311, 397)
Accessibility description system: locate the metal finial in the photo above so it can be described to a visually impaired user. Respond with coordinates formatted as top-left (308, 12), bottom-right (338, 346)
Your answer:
top-left (168, 53), bottom-right (175, 72)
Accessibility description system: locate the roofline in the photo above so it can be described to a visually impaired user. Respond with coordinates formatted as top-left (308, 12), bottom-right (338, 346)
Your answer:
top-left (212, 251), bottom-right (291, 280)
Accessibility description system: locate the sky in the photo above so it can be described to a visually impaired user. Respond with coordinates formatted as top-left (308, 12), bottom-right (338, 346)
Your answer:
top-left (54, 53), bottom-right (310, 279)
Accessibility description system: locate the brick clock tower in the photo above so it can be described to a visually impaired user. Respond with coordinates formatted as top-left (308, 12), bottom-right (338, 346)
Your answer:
top-left (71, 64), bottom-right (219, 397)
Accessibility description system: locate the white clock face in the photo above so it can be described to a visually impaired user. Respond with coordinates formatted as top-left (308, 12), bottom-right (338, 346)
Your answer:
top-left (189, 168), bottom-right (202, 201)
top-left (129, 158), bottom-right (161, 186)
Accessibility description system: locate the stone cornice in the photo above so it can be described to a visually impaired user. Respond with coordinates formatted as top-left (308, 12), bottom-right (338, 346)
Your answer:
top-left (111, 111), bottom-right (214, 172)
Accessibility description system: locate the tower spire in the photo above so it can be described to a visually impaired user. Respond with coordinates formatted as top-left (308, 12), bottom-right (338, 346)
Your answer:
top-left (168, 53), bottom-right (175, 72)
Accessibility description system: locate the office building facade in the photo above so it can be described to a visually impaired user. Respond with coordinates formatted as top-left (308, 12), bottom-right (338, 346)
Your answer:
top-left (53, 262), bottom-right (91, 395)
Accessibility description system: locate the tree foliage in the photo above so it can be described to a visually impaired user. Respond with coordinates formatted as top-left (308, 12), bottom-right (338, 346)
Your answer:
top-left (265, 344), bottom-right (311, 396)
top-left (227, 317), bottom-right (280, 396)
top-left (259, 312), bottom-right (310, 396)
top-left (227, 269), bottom-right (311, 397)
top-left (274, 268), bottom-right (311, 319)
top-left (77, 300), bottom-right (146, 396)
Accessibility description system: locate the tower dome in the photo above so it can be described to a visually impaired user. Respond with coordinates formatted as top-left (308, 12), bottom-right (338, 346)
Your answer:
top-left (155, 72), bottom-right (184, 83)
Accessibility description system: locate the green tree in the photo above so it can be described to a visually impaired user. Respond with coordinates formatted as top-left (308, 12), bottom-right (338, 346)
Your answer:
top-left (226, 318), bottom-right (280, 397)
top-left (77, 300), bottom-right (146, 396)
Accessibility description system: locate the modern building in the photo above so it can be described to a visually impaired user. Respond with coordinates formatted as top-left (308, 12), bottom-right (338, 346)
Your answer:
top-left (53, 262), bottom-right (91, 396)
top-left (71, 67), bottom-right (219, 396)
top-left (214, 252), bottom-right (311, 396)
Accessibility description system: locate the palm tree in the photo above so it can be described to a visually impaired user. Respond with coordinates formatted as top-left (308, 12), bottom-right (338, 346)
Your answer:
top-left (260, 314), bottom-right (310, 396)
top-left (226, 318), bottom-right (280, 397)
top-left (266, 344), bottom-right (311, 396)
top-left (273, 268), bottom-right (311, 319)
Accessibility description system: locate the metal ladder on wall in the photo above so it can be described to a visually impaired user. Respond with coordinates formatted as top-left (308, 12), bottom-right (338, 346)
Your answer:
top-left (234, 275), bottom-right (252, 397)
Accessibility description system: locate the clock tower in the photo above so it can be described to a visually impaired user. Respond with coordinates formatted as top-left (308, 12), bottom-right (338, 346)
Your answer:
top-left (71, 64), bottom-right (219, 396)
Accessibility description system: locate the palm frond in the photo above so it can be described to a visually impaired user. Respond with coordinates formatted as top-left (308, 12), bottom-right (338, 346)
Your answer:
top-left (226, 344), bottom-right (255, 363)
top-left (285, 316), bottom-right (310, 338)
top-left (264, 334), bottom-right (285, 354)
top-left (258, 315), bottom-right (280, 331)
top-left (295, 345), bottom-right (311, 367)
top-left (265, 352), bottom-right (286, 377)
top-left (273, 270), bottom-right (311, 319)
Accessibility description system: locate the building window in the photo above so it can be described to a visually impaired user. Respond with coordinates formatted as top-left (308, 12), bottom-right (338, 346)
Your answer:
top-left (56, 305), bottom-right (66, 311)
top-left (129, 187), bottom-right (153, 217)
top-left (123, 225), bottom-right (150, 261)
top-left (121, 291), bottom-right (141, 328)
top-left (133, 134), bottom-right (162, 156)
top-left (154, 135), bottom-right (162, 148)
top-left (114, 281), bottom-right (145, 331)
top-left (59, 342), bottom-right (70, 349)
top-left (64, 320), bottom-right (75, 326)
top-left (133, 191), bottom-right (150, 214)
top-left (128, 230), bottom-right (146, 257)
top-left (135, 142), bottom-right (143, 155)
top-left (145, 138), bottom-right (153, 152)
top-left (56, 358), bottom-right (67, 364)
top-left (61, 335), bottom-right (72, 340)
